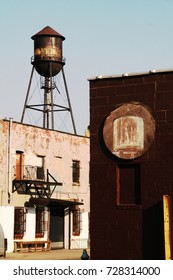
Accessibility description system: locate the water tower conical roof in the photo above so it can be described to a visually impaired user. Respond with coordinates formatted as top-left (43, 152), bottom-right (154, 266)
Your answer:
top-left (31, 26), bottom-right (65, 40)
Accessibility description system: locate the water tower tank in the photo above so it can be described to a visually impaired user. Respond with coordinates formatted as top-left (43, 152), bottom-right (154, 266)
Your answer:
top-left (31, 26), bottom-right (65, 77)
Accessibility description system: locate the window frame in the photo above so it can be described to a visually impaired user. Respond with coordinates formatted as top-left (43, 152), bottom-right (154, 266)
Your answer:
top-left (72, 160), bottom-right (80, 185)
top-left (36, 155), bottom-right (45, 180)
top-left (116, 164), bottom-right (141, 206)
top-left (35, 206), bottom-right (45, 238)
top-left (72, 206), bottom-right (81, 236)
top-left (14, 207), bottom-right (26, 239)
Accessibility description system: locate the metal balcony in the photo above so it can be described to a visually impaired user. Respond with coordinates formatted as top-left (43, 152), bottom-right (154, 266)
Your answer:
top-left (12, 167), bottom-right (62, 198)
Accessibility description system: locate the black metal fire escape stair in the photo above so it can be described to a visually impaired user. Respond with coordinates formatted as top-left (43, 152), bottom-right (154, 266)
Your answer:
top-left (12, 170), bottom-right (62, 198)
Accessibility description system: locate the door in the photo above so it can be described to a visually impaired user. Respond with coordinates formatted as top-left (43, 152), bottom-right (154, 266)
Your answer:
top-left (16, 152), bottom-right (23, 179)
top-left (50, 207), bottom-right (64, 249)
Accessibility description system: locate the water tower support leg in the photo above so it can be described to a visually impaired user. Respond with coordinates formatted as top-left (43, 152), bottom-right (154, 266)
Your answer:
top-left (21, 66), bottom-right (35, 123)
top-left (62, 68), bottom-right (77, 135)
top-left (51, 88), bottom-right (54, 130)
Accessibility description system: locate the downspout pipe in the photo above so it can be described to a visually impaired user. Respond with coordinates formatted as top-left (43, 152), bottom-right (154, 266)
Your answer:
top-left (8, 118), bottom-right (13, 204)
top-left (69, 207), bottom-right (71, 250)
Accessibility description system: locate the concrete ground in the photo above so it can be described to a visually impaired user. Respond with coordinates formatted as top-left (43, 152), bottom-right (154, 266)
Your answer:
top-left (2, 249), bottom-right (90, 260)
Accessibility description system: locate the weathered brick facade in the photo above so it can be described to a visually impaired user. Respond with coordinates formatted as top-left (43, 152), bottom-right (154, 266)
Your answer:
top-left (89, 70), bottom-right (173, 259)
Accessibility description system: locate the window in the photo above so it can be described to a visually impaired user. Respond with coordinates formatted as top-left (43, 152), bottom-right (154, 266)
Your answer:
top-left (36, 156), bottom-right (44, 180)
top-left (72, 160), bottom-right (80, 184)
top-left (116, 164), bottom-right (141, 205)
top-left (72, 205), bottom-right (80, 236)
top-left (14, 207), bottom-right (26, 239)
top-left (37, 167), bottom-right (44, 180)
top-left (35, 207), bottom-right (45, 237)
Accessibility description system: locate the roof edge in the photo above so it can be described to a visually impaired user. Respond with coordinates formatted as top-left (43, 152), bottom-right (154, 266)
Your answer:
top-left (88, 68), bottom-right (173, 81)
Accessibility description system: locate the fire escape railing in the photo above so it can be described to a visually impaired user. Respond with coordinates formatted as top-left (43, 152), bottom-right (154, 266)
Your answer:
top-left (12, 165), bottom-right (62, 198)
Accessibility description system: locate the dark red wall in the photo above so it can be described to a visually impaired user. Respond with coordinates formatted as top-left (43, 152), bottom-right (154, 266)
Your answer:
top-left (89, 71), bottom-right (173, 259)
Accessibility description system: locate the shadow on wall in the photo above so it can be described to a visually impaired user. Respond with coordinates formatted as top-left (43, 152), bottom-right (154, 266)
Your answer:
top-left (142, 201), bottom-right (165, 260)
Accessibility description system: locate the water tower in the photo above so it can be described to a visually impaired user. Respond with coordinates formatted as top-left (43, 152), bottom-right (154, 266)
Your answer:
top-left (21, 26), bottom-right (76, 133)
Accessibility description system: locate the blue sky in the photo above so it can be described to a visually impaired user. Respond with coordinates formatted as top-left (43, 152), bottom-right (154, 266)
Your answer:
top-left (1, 0), bottom-right (173, 135)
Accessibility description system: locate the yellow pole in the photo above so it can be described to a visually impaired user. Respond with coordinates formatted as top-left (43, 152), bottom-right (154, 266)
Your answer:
top-left (163, 195), bottom-right (172, 260)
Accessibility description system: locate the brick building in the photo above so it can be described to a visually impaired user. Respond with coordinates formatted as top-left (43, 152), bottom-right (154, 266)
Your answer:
top-left (89, 69), bottom-right (173, 259)
top-left (0, 119), bottom-right (90, 252)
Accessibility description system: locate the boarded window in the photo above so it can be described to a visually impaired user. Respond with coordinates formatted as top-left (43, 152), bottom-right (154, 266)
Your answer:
top-left (14, 207), bottom-right (26, 239)
top-left (35, 207), bottom-right (45, 237)
top-left (72, 160), bottom-right (80, 184)
top-left (72, 206), bottom-right (80, 236)
top-left (116, 164), bottom-right (141, 205)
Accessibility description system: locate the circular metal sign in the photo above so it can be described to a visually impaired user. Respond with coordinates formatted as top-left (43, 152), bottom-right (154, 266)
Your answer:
top-left (103, 103), bottom-right (156, 159)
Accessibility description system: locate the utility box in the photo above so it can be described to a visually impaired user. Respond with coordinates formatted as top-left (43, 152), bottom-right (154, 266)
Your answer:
top-left (0, 224), bottom-right (5, 257)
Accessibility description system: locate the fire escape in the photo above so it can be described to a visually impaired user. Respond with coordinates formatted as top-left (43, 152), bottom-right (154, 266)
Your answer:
top-left (12, 165), bottom-right (62, 199)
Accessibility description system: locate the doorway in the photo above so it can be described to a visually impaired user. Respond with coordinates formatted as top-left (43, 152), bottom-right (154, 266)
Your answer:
top-left (16, 151), bottom-right (23, 179)
top-left (49, 207), bottom-right (64, 249)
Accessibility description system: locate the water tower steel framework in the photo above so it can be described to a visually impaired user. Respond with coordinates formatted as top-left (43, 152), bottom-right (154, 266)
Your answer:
top-left (21, 26), bottom-right (77, 134)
